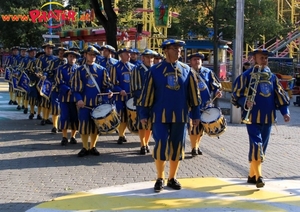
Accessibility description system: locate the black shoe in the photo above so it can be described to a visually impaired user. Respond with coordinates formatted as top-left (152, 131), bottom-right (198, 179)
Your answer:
top-left (8, 100), bottom-right (13, 105)
top-left (90, 147), bottom-right (100, 156)
top-left (78, 148), bottom-right (89, 157)
top-left (58, 128), bottom-right (62, 132)
top-left (146, 145), bottom-right (150, 153)
top-left (21, 105), bottom-right (25, 109)
top-left (45, 119), bottom-right (53, 124)
top-left (247, 176), bottom-right (256, 184)
top-left (197, 148), bottom-right (203, 155)
top-left (167, 178), bottom-right (182, 190)
top-left (61, 137), bottom-right (68, 146)
top-left (256, 176), bottom-right (265, 188)
top-left (17, 105), bottom-right (21, 110)
top-left (154, 178), bottom-right (164, 192)
top-left (41, 119), bottom-right (46, 125)
top-left (117, 136), bottom-right (124, 144)
top-left (23, 108), bottom-right (28, 114)
top-left (37, 114), bottom-right (42, 120)
top-left (123, 137), bottom-right (127, 142)
top-left (29, 113), bottom-right (34, 120)
top-left (51, 127), bottom-right (58, 133)
top-left (191, 148), bottom-right (197, 157)
top-left (140, 146), bottom-right (146, 155)
top-left (70, 137), bottom-right (77, 144)
top-left (13, 101), bottom-right (18, 105)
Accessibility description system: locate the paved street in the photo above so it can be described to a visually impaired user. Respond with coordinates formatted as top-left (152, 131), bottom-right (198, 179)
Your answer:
top-left (0, 77), bottom-right (300, 212)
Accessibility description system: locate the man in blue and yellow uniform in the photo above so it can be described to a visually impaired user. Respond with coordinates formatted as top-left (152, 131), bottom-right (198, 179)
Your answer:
top-left (4, 46), bottom-right (19, 105)
top-left (111, 48), bottom-right (135, 144)
top-left (35, 42), bottom-right (56, 125)
top-left (153, 52), bottom-right (164, 64)
top-left (47, 46), bottom-right (67, 132)
top-left (188, 52), bottom-right (222, 156)
top-left (56, 50), bottom-right (80, 146)
top-left (129, 48), bottom-right (141, 65)
top-left (72, 46), bottom-right (113, 157)
top-left (19, 47), bottom-right (37, 114)
top-left (99, 45), bottom-right (118, 75)
top-left (231, 49), bottom-right (290, 188)
top-left (139, 39), bottom-right (201, 192)
top-left (130, 49), bottom-right (157, 154)
top-left (25, 47), bottom-right (39, 119)
top-left (15, 47), bottom-right (28, 110)
top-left (93, 43), bottom-right (104, 64)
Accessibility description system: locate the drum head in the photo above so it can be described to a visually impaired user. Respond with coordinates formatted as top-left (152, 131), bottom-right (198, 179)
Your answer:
top-left (126, 98), bottom-right (136, 110)
top-left (200, 107), bottom-right (221, 123)
top-left (91, 104), bottom-right (112, 119)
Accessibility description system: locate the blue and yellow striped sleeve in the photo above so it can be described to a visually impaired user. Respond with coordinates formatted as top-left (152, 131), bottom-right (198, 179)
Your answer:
top-left (71, 67), bottom-right (83, 102)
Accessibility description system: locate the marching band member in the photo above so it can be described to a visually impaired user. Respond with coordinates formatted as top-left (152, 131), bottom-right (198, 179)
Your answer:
top-left (4, 46), bottom-right (19, 105)
top-left (47, 47), bottom-right (67, 133)
top-left (26, 48), bottom-right (39, 119)
top-left (231, 49), bottom-right (290, 188)
top-left (77, 50), bottom-right (86, 65)
top-left (71, 46), bottom-right (113, 157)
top-left (15, 47), bottom-right (28, 111)
top-left (153, 52), bottom-right (164, 64)
top-left (35, 42), bottom-right (56, 125)
top-left (56, 50), bottom-right (80, 145)
top-left (130, 49), bottom-right (156, 154)
top-left (93, 44), bottom-right (104, 64)
top-left (99, 45), bottom-right (118, 75)
top-left (139, 39), bottom-right (201, 192)
top-left (110, 48), bottom-right (135, 144)
top-left (19, 47), bottom-right (37, 114)
top-left (188, 52), bottom-right (222, 156)
top-left (129, 48), bottom-right (142, 65)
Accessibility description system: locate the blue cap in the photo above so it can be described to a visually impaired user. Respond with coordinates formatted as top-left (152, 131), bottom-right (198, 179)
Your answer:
top-left (250, 48), bottom-right (274, 57)
top-left (26, 47), bottom-right (37, 52)
top-left (63, 50), bottom-right (81, 58)
top-left (130, 48), bottom-right (140, 54)
top-left (56, 47), bottom-right (68, 51)
top-left (93, 44), bottom-right (102, 51)
top-left (11, 46), bottom-right (20, 50)
top-left (69, 46), bottom-right (80, 51)
top-left (161, 39), bottom-right (185, 49)
top-left (141, 49), bottom-right (157, 56)
top-left (187, 52), bottom-right (205, 60)
top-left (117, 48), bottom-right (131, 54)
top-left (86, 46), bottom-right (100, 55)
top-left (42, 42), bottom-right (55, 48)
top-left (101, 45), bottom-right (116, 53)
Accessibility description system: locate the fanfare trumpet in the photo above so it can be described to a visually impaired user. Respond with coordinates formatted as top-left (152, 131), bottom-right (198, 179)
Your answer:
top-left (242, 65), bottom-right (271, 124)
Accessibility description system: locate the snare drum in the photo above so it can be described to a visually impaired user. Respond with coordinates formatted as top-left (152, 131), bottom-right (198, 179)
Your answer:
top-left (126, 98), bottom-right (139, 134)
top-left (200, 107), bottom-right (227, 137)
top-left (91, 104), bottom-right (120, 134)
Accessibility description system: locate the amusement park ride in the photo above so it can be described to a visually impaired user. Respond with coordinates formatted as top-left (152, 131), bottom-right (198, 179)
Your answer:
top-left (55, 0), bottom-right (300, 98)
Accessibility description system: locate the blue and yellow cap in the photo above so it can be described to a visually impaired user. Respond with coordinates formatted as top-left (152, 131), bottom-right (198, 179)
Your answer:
top-left (250, 48), bottom-right (274, 56)
top-left (35, 50), bottom-right (45, 58)
top-left (63, 50), bottom-right (81, 58)
top-left (86, 46), bottom-right (100, 55)
top-left (101, 45), bottom-right (116, 53)
top-left (153, 52), bottom-right (164, 59)
top-left (187, 52), bottom-right (205, 60)
top-left (11, 46), bottom-right (20, 50)
top-left (130, 48), bottom-right (140, 54)
top-left (42, 42), bottom-right (55, 48)
top-left (26, 47), bottom-right (37, 52)
top-left (117, 48), bottom-right (131, 54)
top-left (161, 39), bottom-right (185, 49)
top-left (141, 49), bottom-right (157, 56)
top-left (93, 43), bottom-right (102, 51)
top-left (56, 47), bottom-right (68, 51)
top-left (20, 47), bottom-right (27, 51)
top-left (69, 46), bottom-right (80, 51)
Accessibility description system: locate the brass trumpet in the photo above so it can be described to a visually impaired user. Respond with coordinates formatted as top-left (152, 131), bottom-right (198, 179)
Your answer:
top-left (242, 65), bottom-right (266, 124)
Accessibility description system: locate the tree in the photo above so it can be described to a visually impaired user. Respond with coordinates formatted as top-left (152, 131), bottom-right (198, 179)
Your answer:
top-left (0, 0), bottom-right (49, 47)
top-left (90, 0), bottom-right (118, 50)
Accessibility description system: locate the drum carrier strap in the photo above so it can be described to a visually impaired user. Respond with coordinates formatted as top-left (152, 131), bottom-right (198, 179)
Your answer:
top-left (84, 64), bottom-right (102, 103)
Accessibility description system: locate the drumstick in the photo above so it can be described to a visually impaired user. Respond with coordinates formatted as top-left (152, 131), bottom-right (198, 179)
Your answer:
top-left (97, 92), bottom-right (120, 96)
top-left (206, 89), bottom-right (222, 107)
